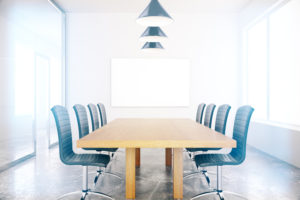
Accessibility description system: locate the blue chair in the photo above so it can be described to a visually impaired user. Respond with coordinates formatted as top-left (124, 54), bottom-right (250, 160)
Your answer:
top-left (203, 104), bottom-right (216, 128)
top-left (185, 103), bottom-right (206, 155)
top-left (185, 104), bottom-right (231, 186)
top-left (73, 104), bottom-right (121, 187)
top-left (196, 103), bottom-right (206, 124)
top-left (51, 105), bottom-right (114, 200)
top-left (97, 103), bottom-right (125, 154)
top-left (87, 103), bottom-right (119, 157)
top-left (97, 103), bottom-right (107, 127)
top-left (190, 105), bottom-right (254, 200)
top-left (87, 103), bottom-right (100, 132)
top-left (186, 104), bottom-right (216, 157)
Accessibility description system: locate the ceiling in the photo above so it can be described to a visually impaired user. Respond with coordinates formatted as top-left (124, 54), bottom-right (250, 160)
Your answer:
top-left (55, 0), bottom-right (253, 13)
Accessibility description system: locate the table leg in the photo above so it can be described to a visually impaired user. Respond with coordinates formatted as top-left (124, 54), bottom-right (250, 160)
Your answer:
top-left (166, 148), bottom-right (172, 166)
top-left (173, 148), bottom-right (183, 199)
top-left (126, 148), bottom-right (136, 199)
top-left (136, 148), bottom-right (140, 166)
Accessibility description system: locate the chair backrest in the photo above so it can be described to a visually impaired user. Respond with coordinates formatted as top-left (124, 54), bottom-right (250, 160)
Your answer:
top-left (229, 105), bottom-right (254, 164)
top-left (51, 105), bottom-right (75, 165)
top-left (87, 103), bottom-right (100, 131)
top-left (97, 103), bottom-right (107, 127)
top-left (73, 104), bottom-right (89, 138)
top-left (203, 104), bottom-right (216, 128)
top-left (196, 103), bottom-right (206, 124)
top-left (215, 104), bottom-right (231, 135)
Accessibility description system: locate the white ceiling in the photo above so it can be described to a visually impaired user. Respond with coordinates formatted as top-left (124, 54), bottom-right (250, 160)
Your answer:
top-left (55, 0), bottom-right (253, 13)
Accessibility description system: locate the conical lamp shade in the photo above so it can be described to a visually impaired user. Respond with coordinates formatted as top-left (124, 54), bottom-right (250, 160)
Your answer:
top-left (140, 27), bottom-right (168, 42)
top-left (141, 42), bottom-right (165, 52)
top-left (136, 0), bottom-right (173, 26)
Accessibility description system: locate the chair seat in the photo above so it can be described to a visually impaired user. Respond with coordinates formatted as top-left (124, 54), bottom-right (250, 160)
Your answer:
top-left (83, 148), bottom-right (118, 152)
top-left (66, 153), bottom-right (110, 167)
top-left (194, 153), bottom-right (239, 167)
top-left (186, 148), bottom-right (221, 152)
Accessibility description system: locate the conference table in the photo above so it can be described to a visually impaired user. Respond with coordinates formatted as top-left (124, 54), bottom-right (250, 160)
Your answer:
top-left (77, 118), bottom-right (236, 199)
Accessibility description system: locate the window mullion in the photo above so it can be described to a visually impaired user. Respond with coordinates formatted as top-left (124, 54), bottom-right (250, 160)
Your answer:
top-left (267, 17), bottom-right (271, 120)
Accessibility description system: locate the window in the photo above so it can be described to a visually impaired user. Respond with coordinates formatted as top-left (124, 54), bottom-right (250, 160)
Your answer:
top-left (15, 43), bottom-right (34, 116)
top-left (247, 19), bottom-right (268, 120)
top-left (245, 0), bottom-right (300, 126)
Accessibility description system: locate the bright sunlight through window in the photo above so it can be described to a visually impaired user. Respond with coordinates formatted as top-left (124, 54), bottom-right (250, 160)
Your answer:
top-left (245, 0), bottom-right (300, 126)
top-left (15, 43), bottom-right (34, 116)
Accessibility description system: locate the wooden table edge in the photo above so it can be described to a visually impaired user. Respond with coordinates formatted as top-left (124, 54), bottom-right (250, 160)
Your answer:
top-left (77, 140), bottom-right (236, 149)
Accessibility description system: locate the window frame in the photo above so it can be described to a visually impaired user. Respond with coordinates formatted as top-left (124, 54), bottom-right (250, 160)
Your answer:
top-left (242, 0), bottom-right (300, 131)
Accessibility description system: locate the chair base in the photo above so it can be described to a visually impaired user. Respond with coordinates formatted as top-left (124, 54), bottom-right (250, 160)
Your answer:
top-left (184, 170), bottom-right (229, 187)
top-left (93, 170), bottom-right (123, 187)
top-left (190, 189), bottom-right (247, 200)
top-left (183, 171), bottom-right (211, 187)
top-left (74, 172), bottom-right (97, 182)
top-left (61, 166), bottom-right (115, 200)
top-left (74, 168), bottom-right (123, 188)
top-left (190, 166), bottom-right (247, 200)
top-left (57, 189), bottom-right (114, 200)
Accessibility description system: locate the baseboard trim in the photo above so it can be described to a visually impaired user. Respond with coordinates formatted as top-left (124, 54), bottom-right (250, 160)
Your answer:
top-left (49, 142), bottom-right (58, 149)
top-left (0, 153), bottom-right (36, 173)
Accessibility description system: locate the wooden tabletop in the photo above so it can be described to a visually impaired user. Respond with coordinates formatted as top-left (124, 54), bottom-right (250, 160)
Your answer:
top-left (77, 118), bottom-right (236, 148)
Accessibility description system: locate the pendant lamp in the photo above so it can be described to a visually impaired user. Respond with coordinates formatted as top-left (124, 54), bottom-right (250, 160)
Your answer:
top-left (136, 0), bottom-right (173, 27)
top-left (141, 42), bottom-right (164, 52)
top-left (139, 27), bottom-right (168, 42)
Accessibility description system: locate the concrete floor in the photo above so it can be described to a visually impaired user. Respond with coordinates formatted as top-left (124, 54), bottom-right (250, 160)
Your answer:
top-left (0, 132), bottom-right (34, 167)
top-left (0, 127), bottom-right (58, 169)
top-left (0, 145), bottom-right (299, 200)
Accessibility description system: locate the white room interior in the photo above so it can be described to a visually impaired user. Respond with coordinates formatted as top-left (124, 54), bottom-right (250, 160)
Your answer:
top-left (65, 11), bottom-right (240, 141)
top-left (0, 0), bottom-right (300, 199)
top-left (61, 0), bottom-right (300, 167)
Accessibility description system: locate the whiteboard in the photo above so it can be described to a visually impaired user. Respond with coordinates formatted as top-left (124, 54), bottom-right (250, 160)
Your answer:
top-left (111, 58), bottom-right (190, 107)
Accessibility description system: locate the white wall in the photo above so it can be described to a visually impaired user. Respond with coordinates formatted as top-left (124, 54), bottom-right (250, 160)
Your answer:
top-left (66, 1), bottom-right (300, 168)
top-left (66, 13), bottom-right (240, 141)
top-left (239, 0), bottom-right (300, 168)
top-left (248, 122), bottom-right (300, 167)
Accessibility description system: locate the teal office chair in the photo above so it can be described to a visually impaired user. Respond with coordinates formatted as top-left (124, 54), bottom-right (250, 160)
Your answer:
top-left (87, 103), bottom-right (100, 132)
top-left (190, 105), bottom-right (254, 200)
top-left (185, 103), bottom-right (206, 155)
top-left (87, 103), bottom-right (119, 157)
top-left (186, 104), bottom-right (216, 159)
top-left (97, 103), bottom-right (107, 127)
top-left (51, 105), bottom-right (114, 200)
top-left (196, 103), bottom-right (206, 124)
top-left (97, 103), bottom-right (124, 154)
top-left (203, 104), bottom-right (216, 128)
top-left (185, 104), bottom-right (231, 186)
top-left (73, 104), bottom-right (121, 187)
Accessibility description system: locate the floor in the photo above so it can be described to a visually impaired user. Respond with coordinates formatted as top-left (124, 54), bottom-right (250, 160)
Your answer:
top-left (0, 132), bottom-right (34, 167)
top-left (0, 145), bottom-right (299, 200)
top-left (0, 127), bottom-right (58, 171)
